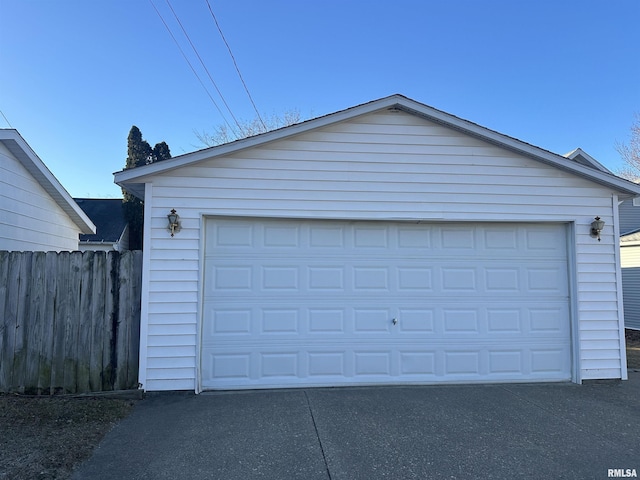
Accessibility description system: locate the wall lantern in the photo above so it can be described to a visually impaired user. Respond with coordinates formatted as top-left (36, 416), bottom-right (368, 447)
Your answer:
top-left (590, 216), bottom-right (605, 241)
top-left (167, 209), bottom-right (181, 237)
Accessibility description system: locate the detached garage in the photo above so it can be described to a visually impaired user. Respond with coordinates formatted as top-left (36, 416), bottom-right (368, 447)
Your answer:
top-left (115, 95), bottom-right (640, 392)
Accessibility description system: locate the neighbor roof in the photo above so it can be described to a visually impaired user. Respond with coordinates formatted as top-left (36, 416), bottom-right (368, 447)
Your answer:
top-left (75, 198), bottom-right (127, 243)
top-left (563, 148), bottom-right (612, 174)
top-left (0, 129), bottom-right (95, 234)
top-left (621, 229), bottom-right (640, 244)
top-left (114, 95), bottom-right (640, 200)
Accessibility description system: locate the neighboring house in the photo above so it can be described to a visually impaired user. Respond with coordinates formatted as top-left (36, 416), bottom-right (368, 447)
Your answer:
top-left (565, 150), bottom-right (640, 331)
top-left (619, 196), bottom-right (640, 234)
top-left (75, 198), bottom-right (129, 252)
top-left (0, 129), bottom-right (95, 251)
top-left (620, 198), bottom-right (640, 330)
top-left (115, 95), bottom-right (640, 393)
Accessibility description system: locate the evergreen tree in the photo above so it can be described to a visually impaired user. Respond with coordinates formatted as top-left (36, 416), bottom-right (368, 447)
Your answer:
top-left (125, 126), bottom-right (152, 168)
top-left (152, 141), bottom-right (171, 162)
top-left (122, 126), bottom-right (171, 250)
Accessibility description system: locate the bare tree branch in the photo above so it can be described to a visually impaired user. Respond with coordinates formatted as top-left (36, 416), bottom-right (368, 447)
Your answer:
top-left (616, 113), bottom-right (640, 182)
top-left (195, 109), bottom-right (304, 148)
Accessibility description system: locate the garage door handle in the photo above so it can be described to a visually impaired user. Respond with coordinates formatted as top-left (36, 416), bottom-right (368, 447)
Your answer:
top-left (392, 318), bottom-right (398, 325)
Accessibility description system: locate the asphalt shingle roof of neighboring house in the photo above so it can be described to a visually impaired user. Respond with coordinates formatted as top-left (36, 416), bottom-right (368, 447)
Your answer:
top-left (74, 198), bottom-right (127, 244)
top-left (622, 228), bottom-right (640, 243)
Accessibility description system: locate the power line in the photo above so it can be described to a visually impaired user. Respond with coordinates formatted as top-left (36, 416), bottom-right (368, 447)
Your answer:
top-left (205, 0), bottom-right (266, 131)
top-left (149, 0), bottom-right (238, 137)
top-left (165, 0), bottom-right (245, 136)
top-left (0, 109), bottom-right (13, 128)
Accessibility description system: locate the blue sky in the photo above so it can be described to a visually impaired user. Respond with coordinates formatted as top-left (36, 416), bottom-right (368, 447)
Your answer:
top-left (1, 0), bottom-right (639, 198)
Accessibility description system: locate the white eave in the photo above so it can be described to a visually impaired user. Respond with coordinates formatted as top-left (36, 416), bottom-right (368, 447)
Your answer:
top-left (0, 129), bottom-right (96, 234)
top-left (114, 94), bottom-right (640, 200)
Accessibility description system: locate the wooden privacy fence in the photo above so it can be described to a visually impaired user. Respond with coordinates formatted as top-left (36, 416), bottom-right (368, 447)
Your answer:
top-left (0, 250), bottom-right (142, 394)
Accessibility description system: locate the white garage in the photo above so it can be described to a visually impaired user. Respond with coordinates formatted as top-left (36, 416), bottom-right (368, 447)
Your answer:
top-left (202, 218), bottom-right (571, 389)
top-left (114, 95), bottom-right (640, 392)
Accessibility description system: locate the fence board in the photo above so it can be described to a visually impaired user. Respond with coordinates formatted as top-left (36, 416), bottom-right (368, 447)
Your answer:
top-left (0, 250), bottom-right (142, 394)
top-left (128, 251), bottom-right (143, 387)
top-left (77, 252), bottom-right (94, 393)
top-left (51, 252), bottom-right (68, 393)
top-left (0, 252), bottom-right (10, 390)
top-left (116, 252), bottom-right (133, 390)
top-left (89, 252), bottom-right (106, 392)
top-left (24, 252), bottom-right (46, 394)
top-left (9, 252), bottom-right (31, 392)
top-left (39, 252), bottom-right (57, 393)
top-left (103, 253), bottom-right (117, 391)
top-left (0, 252), bottom-right (13, 390)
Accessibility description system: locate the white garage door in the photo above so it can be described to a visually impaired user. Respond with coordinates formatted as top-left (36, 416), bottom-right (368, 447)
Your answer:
top-left (201, 218), bottom-right (571, 390)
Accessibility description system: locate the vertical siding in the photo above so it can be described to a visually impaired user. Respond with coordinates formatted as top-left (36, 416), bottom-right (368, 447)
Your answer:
top-left (621, 244), bottom-right (640, 330)
top-left (0, 143), bottom-right (81, 251)
top-left (138, 110), bottom-right (625, 390)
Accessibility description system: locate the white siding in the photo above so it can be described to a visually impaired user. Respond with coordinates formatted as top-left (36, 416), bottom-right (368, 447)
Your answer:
top-left (621, 244), bottom-right (640, 330)
top-left (138, 110), bottom-right (624, 390)
top-left (0, 143), bottom-right (81, 251)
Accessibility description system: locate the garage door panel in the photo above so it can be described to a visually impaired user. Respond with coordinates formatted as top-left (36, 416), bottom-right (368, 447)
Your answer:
top-left (308, 352), bottom-right (346, 376)
top-left (524, 226), bottom-right (567, 252)
top-left (203, 302), bottom-right (569, 341)
top-left (354, 225), bottom-right (389, 247)
top-left (444, 351), bottom-right (481, 375)
top-left (264, 224), bottom-right (301, 247)
top-left (396, 308), bottom-right (435, 332)
top-left (530, 348), bottom-right (571, 374)
top-left (443, 309), bottom-right (479, 333)
top-left (207, 220), bottom-right (567, 257)
top-left (488, 350), bottom-right (522, 374)
top-left (202, 219), bottom-right (571, 389)
top-left (261, 309), bottom-right (299, 334)
top-left (204, 352), bottom-right (251, 380)
top-left (308, 308), bottom-right (345, 333)
top-left (209, 308), bottom-right (252, 335)
top-left (206, 262), bottom-right (567, 298)
top-left (201, 344), bottom-right (571, 389)
top-left (309, 266), bottom-right (345, 289)
top-left (354, 308), bottom-right (394, 333)
top-left (207, 265), bottom-right (253, 292)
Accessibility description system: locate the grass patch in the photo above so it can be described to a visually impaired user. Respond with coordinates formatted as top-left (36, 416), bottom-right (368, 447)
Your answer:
top-left (0, 395), bottom-right (136, 480)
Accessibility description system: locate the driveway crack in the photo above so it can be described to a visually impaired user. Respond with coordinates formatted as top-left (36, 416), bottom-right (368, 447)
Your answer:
top-left (304, 390), bottom-right (332, 480)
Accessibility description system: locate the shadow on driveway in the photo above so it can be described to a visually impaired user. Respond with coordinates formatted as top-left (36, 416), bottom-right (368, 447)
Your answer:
top-left (73, 372), bottom-right (640, 480)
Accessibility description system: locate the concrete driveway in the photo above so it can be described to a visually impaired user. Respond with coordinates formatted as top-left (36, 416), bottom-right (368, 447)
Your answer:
top-left (72, 372), bottom-right (640, 480)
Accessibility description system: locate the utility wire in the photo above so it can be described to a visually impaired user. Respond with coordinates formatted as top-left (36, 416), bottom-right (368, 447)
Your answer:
top-left (149, 0), bottom-right (238, 136)
top-left (165, 0), bottom-right (245, 136)
top-left (0, 109), bottom-right (13, 128)
top-left (205, 0), bottom-right (266, 131)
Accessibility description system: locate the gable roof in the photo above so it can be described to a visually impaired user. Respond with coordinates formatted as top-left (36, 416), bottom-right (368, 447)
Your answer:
top-left (74, 198), bottom-right (127, 243)
top-left (0, 129), bottom-right (95, 234)
top-left (114, 94), bottom-right (640, 200)
top-left (563, 148), bottom-right (612, 174)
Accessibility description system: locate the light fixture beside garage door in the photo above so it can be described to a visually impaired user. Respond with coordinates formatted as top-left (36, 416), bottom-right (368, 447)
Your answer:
top-left (167, 209), bottom-right (181, 237)
top-left (590, 216), bottom-right (605, 241)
